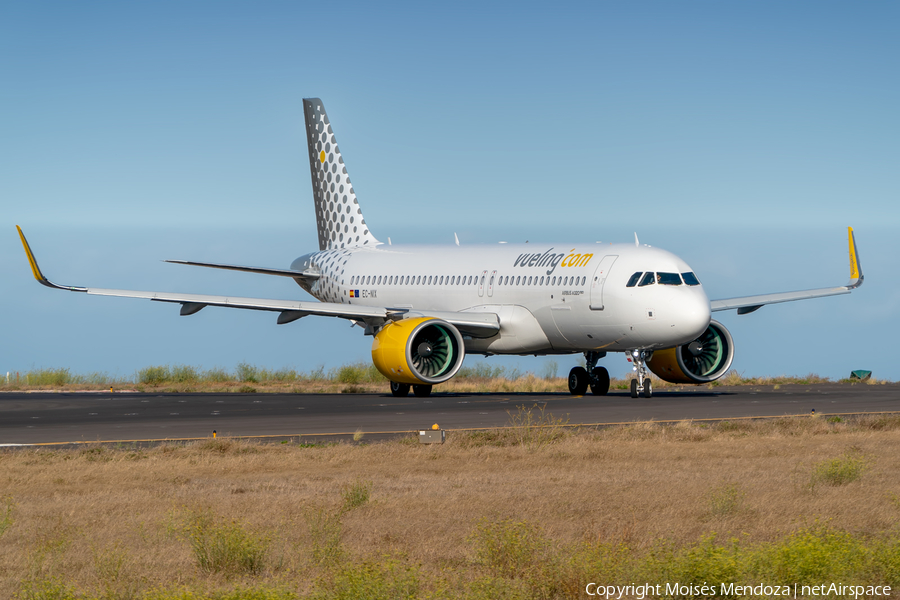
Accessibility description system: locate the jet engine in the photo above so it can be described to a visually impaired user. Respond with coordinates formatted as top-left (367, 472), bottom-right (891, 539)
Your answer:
top-left (646, 320), bottom-right (735, 384)
top-left (371, 317), bottom-right (465, 385)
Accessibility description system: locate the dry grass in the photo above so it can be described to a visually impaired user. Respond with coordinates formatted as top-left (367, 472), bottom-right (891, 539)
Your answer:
top-left (3, 365), bottom-right (893, 395)
top-left (2, 415), bottom-right (900, 597)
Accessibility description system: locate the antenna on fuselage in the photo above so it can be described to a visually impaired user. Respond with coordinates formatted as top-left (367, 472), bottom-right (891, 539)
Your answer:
top-left (388, 237), bottom-right (392, 245)
top-left (634, 232), bottom-right (640, 247)
top-left (454, 232), bottom-right (459, 246)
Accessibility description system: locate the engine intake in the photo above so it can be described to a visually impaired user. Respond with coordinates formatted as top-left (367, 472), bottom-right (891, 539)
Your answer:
top-left (647, 320), bottom-right (735, 384)
top-left (372, 317), bottom-right (465, 385)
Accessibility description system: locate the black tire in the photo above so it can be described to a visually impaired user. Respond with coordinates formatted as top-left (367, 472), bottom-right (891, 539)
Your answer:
top-left (630, 379), bottom-right (639, 398)
top-left (391, 381), bottom-right (410, 397)
top-left (642, 379), bottom-right (652, 398)
top-left (589, 366), bottom-right (610, 396)
top-left (568, 367), bottom-right (589, 395)
top-left (413, 384), bottom-right (432, 398)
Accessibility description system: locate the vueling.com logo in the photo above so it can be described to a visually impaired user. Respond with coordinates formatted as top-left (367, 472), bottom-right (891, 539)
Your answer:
top-left (513, 248), bottom-right (593, 276)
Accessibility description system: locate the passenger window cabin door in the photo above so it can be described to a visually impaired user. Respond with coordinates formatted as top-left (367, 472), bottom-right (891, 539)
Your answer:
top-left (487, 270), bottom-right (497, 297)
top-left (589, 255), bottom-right (619, 310)
top-left (478, 270), bottom-right (487, 297)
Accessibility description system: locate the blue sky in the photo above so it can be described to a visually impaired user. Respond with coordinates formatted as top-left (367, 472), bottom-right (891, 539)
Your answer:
top-left (2, 2), bottom-right (898, 381)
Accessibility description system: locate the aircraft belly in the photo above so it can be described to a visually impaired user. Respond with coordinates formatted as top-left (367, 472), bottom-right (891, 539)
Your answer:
top-left (461, 305), bottom-right (552, 354)
top-left (546, 297), bottom-right (628, 351)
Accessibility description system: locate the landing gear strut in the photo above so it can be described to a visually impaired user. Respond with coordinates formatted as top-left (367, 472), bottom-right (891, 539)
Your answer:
top-left (628, 349), bottom-right (653, 398)
top-left (567, 351), bottom-right (609, 396)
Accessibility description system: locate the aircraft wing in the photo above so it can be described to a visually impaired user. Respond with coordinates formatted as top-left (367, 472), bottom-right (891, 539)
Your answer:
top-left (164, 259), bottom-right (321, 281)
top-left (16, 226), bottom-right (500, 338)
top-left (709, 227), bottom-right (863, 315)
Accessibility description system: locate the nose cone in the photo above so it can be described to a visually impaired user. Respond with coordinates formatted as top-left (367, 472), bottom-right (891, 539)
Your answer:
top-left (679, 288), bottom-right (712, 343)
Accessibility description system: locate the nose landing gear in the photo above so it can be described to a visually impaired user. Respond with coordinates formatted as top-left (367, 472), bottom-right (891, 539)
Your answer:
top-left (628, 349), bottom-right (653, 398)
top-left (567, 351), bottom-right (610, 396)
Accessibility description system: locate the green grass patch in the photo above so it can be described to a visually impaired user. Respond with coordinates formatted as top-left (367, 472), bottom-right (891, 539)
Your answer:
top-left (13, 523), bottom-right (900, 599)
top-left (312, 559), bottom-right (419, 600)
top-left (305, 507), bottom-right (343, 566)
top-left (0, 496), bottom-right (13, 538)
top-left (707, 482), bottom-right (745, 518)
top-left (340, 479), bottom-right (372, 512)
top-left (812, 448), bottom-right (870, 487)
top-left (469, 518), bottom-right (548, 579)
top-left (181, 510), bottom-right (269, 577)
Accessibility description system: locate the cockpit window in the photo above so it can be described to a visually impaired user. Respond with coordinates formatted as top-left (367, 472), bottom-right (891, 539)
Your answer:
top-left (657, 272), bottom-right (682, 286)
top-left (638, 272), bottom-right (656, 287)
top-left (626, 272), bottom-right (642, 287)
top-left (682, 272), bottom-right (701, 286)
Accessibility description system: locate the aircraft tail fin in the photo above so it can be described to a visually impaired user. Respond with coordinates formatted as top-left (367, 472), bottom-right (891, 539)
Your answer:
top-left (302, 98), bottom-right (379, 251)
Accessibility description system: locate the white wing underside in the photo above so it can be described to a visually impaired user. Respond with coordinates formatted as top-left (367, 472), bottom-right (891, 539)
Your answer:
top-left (710, 227), bottom-right (863, 314)
top-left (710, 285), bottom-right (856, 315)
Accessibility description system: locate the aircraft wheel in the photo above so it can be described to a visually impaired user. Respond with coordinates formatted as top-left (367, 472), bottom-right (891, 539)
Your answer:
top-left (568, 367), bottom-right (589, 395)
top-left (413, 384), bottom-right (432, 398)
top-left (391, 381), bottom-right (410, 397)
top-left (630, 379), bottom-right (639, 398)
top-left (589, 367), bottom-right (610, 396)
top-left (642, 379), bottom-right (653, 398)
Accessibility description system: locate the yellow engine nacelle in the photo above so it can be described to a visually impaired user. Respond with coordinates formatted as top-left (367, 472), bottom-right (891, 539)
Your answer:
top-left (371, 317), bottom-right (466, 385)
top-left (647, 320), bottom-right (735, 384)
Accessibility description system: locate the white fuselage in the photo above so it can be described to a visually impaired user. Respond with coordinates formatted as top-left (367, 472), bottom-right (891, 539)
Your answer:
top-left (293, 242), bottom-right (712, 355)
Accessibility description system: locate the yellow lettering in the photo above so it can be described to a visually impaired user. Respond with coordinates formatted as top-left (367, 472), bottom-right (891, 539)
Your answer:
top-left (577, 253), bottom-right (593, 267)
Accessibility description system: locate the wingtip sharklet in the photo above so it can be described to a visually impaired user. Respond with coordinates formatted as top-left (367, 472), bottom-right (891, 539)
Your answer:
top-left (16, 225), bottom-right (47, 284)
top-left (847, 226), bottom-right (863, 289)
top-left (15, 225), bottom-right (86, 292)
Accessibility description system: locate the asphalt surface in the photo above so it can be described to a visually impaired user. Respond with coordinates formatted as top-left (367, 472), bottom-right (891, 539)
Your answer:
top-left (1, 384), bottom-right (898, 446)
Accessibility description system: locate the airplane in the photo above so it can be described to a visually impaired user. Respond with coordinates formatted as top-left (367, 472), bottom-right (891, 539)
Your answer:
top-left (16, 98), bottom-right (864, 399)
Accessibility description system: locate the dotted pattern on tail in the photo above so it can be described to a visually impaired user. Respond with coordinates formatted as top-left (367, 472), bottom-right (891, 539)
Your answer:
top-left (303, 98), bottom-right (379, 252)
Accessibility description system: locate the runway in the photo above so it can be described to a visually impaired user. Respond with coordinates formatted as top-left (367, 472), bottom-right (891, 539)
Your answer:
top-left (1, 383), bottom-right (898, 445)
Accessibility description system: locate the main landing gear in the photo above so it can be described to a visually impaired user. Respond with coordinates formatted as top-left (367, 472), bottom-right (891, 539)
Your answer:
top-left (628, 349), bottom-right (653, 398)
top-left (567, 351), bottom-right (610, 396)
top-left (390, 381), bottom-right (432, 398)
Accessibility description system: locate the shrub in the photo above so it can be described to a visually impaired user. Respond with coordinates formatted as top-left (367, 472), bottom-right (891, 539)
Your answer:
top-left (708, 482), bottom-right (745, 518)
top-left (204, 367), bottom-right (232, 383)
top-left (642, 534), bottom-right (745, 593)
top-left (469, 518), bottom-right (547, 579)
top-left (0, 496), bottom-right (13, 538)
top-left (170, 365), bottom-right (198, 383)
top-left (313, 559), bottom-right (419, 600)
top-left (334, 364), bottom-right (366, 384)
top-left (236, 362), bottom-right (261, 383)
top-left (139, 365), bottom-right (170, 385)
top-left (811, 449), bottom-right (869, 487)
top-left (306, 507), bottom-right (343, 565)
top-left (341, 479), bottom-right (372, 511)
top-left (755, 526), bottom-right (869, 582)
top-left (183, 510), bottom-right (269, 576)
top-left (333, 362), bottom-right (385, 384)
top-left (272, 368), bottom-right (298, 382)
top-left (506, 404), bottom-right (569, 448)
top-left (15, 578), bottom-right (79, 600)
top-left (24, 368), bottom-right (73, 387)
